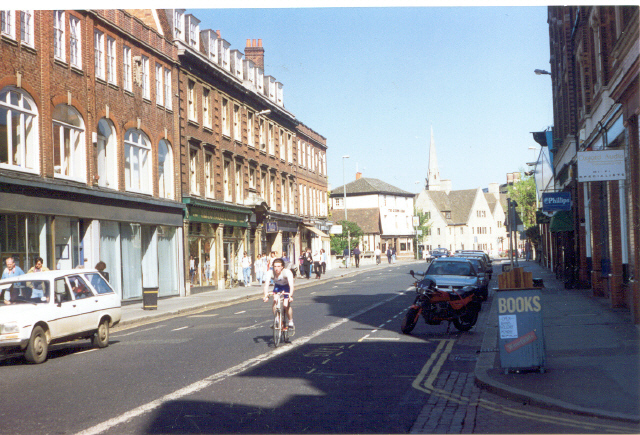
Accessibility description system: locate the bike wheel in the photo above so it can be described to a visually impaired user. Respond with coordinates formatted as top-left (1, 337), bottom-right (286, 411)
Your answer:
top-left (273, 309), bottom-right (281, 347)
top-left (282, 318), bottom-right (290, 343)
top-left (401, 307), bottom-right (420, 334)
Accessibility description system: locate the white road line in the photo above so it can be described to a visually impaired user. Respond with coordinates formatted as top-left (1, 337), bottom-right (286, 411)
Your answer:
top-left (360, 337), bottom-right (401, 341)
top-left (171, 326), bottom-right (189, 331)
top-left (75, 293), bottom-right (401, 435)
top-left (234, 310), bottom-right (247, 315)
top-left (112, 325), bottom-right (166, 338)
top-left (188, 314), bottom-right (220, 318)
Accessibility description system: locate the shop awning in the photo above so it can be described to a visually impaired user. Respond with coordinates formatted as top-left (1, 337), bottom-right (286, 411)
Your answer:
top-left (549, 210), bottom-right (574, 233)
top-left (305, 225), bottom-right (330, 239)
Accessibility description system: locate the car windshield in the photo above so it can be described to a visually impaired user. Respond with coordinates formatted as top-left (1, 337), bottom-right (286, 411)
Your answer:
top-left (427, 261), bottom-right (474, 276)
top-left (0, 280), bottom-right (50, 305)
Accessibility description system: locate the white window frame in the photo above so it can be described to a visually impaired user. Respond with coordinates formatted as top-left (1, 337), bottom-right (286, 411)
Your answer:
top-left (287, 133), bottom-right (292, 163)
top-left (0, 87), bottom-right (39, 173)
top-left (54, 11), bottom-right (65, 60)
top-left (233, 104), bottom-right (240, 141)
top-left (20, 10), bottom-right (33, 46)
top-left (223, 158), bottom-right (232, 202)
top-left (279, 129), bottom-right (285, 160)
top-left (141, 56), bottom-right (150, 100)
top-left (155, 63), bottom-right (163, 106)
top-left (123, 45), bottom-right (132, 92)
top-left (259, 118), bottom-right (265, 152)
top-left (289, 180), bottom-right (294, 214)
top-left (205, 152), bottom-right (214, 198)
top-left (235, 161), bottom-right (243, 203)
top-left (164, 68), bottom-right (172, 110)
top-left (107, 36), bottom-right (116, 85)
top-left (221, 98), bottom-right (230, 137)
top-left (96, 118), bottom-right (118, 189)
top-left (189, 146), bottom-right (200, 195)
top-left (249, 166), bottom-right (256, 189)
top-left (173, 9), bottom-right (184, 41)
top-left (202, 88), bottom-right (211, 128)
top-left (269, 173), bottom-right (275, 207)
top-left (158, 139), bottom-right (174, 199)
top-left (94, 29), bottom-right (105, 78)
top-left (247, 111), bottom-right (254, 147)
top-left (1, 10), bottom-right (15, 39)
top-left (69, 16), bottom-right (81, 69)
top-left (188, 80), bottom-right (196, 121)
top-left (124, 128), bottom-right (152, 194)
top-left (268, 123), bottom-right (274, 155)
top-left (52, 105), bottom-right (86, 182)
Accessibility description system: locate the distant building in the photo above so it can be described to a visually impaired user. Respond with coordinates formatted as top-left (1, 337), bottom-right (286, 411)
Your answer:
top-left (330, 174), bottom-right (415, 258)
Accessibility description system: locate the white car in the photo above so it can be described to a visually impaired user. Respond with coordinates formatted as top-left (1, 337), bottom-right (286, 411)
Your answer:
top-left (0, 270), bottom-right (121, 364)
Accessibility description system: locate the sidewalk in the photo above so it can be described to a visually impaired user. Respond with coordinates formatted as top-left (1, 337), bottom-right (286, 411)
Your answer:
top-left (117, 258), bottom-right (412, 328)
top-left (475, 259), bottom-right (640, 423)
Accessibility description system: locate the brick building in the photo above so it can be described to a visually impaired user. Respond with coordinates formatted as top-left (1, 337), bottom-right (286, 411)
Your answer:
top-left (0, 9), bottom-right (185, 300)
top-left (545, 6), bottom-right (639, 321)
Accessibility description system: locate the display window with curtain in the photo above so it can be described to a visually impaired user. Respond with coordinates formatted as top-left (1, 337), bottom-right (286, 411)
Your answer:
top-left (188, 222), bottom-right (217, 289)
top-left (0, 213), bottom-right (51, 273)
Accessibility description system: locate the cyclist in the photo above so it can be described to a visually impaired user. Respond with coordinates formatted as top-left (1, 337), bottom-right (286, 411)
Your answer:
top-left (262, 258), bottom-right (295, 329)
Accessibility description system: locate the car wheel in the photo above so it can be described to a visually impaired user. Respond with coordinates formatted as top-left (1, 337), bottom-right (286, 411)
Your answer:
top-left (92, 319), bottom-right (110, 348)
top-left (25, 326), bottom-right (48, 364)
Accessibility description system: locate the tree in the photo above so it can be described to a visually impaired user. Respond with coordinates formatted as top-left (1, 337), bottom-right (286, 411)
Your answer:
top-left (507, 173), bottom-right (537, 229)
top-left (414, 208), bottom-right (432, 257)
top-left (330, 220), bottom-right (363, 254)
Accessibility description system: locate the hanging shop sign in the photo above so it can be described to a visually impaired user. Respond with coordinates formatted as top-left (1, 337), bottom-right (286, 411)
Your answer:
top-left (265, 221), bottom-right (278, 233)
top-left (541, 192), bottom-right (572, 212)
top-left (577, 150), bottom-right (626, 182)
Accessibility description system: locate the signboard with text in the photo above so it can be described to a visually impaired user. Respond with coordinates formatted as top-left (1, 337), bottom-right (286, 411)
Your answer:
top-left (542, 192), bottom-right (572, 212)
top-left (577, 150), bottom-right (626, 182)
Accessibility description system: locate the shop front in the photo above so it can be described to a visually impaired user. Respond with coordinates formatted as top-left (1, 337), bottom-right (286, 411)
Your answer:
top-left (0, 178), bottom-right (185, 301)
top-left (260, 211), bottom-right (302, 262)
top-left (183, 198), bottom-right (251, 292)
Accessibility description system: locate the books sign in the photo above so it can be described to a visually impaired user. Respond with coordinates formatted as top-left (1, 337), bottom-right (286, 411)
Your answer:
top-left (577, 150), bottom-right (626, 182)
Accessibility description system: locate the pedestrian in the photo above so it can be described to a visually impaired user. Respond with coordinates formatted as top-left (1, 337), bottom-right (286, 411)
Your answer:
top-left (304, 248), bottom-right (313, 278)
top-left (313, 250), bottom-right (322, 279)
top-left (374, 246), bottom-right (381, 265)
top-left (28, 257), bottom-right (50, 274)
top-left (353, 245), bottom-right (361, 268)
top-left (392, 246), bottom-right (396, 263)
top-left (343, 246), bottom-right (350, 268)
top-left (189, 255), bottom-right (195, 284)
top-left (94, 260), bottom-right (109, 281)
top-left (26, 257), bottom-right (50, 300)
top-left (386, 247), bottom-right (392, 264)
top-left (320, 248), bottom-right (327, 274)
top-left (2, 257), bottom-right (24, 279)
top-left (241, 252), bottom-right (252, 286)
top-left (204, 255), bottom-right (211, 284)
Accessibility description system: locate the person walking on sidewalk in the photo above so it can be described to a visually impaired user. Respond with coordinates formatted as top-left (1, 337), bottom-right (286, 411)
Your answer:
top-left (386, 247), bottom-right (392, 264)
top-left (241, 252), bottom-right (252, 286)
top-left (304, 248), bottom-right (313, 278)
top-left (320, 249), bottom-right (327, 274)
top-left (392, 246), bottom-right (396, 263)
top-left (374, 246), bottom-right (381, 265)
top-left (343, 247), bottom-right (350, 268)
top-left (313, 250), bottom-right (322, 279)
top-left (353, 245), bottom-right (361, 268)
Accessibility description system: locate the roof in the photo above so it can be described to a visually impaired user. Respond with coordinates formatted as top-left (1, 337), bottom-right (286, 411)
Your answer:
top-left (425, 189), bottom-right (478, 225)
top-left (331, 177), bottom-right (414, 198)
top-left (331, 208), bottom-right (381, 234)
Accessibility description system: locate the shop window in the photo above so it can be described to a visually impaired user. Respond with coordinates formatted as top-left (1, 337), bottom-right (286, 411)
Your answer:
top-left (158, 140), bottom-right (174, 199)
top-left (0, 87), bottom-right (39, 173)
top-left (52, 104), bottom-right (86, 182)
top-left (96, 118), bottom-right (117, 189)
top-left (124, 128), bottom-right (151, 194)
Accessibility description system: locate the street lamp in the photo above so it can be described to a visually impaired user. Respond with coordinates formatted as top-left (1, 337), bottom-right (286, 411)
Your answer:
top-left (534, 69), bottom-right (551, 76)
top-left (342, 155), bottom-right (350, 267)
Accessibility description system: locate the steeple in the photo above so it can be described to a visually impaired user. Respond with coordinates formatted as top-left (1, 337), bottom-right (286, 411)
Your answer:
top-left (426, 125), bottom-right (441, 191)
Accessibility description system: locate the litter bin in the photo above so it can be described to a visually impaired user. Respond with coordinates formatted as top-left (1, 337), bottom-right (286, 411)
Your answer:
top-left (496, 288), bottom-right (545, 373)
top-left (143, 287), bottom-right (158, 310)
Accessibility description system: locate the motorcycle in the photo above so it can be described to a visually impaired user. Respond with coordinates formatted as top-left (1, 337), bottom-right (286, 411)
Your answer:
top-left (401, 270), bottom-right (482, 334)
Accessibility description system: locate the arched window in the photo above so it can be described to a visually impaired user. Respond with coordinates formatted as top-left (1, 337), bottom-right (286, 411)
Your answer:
top-left (158, 139), bottom-right (173, 199)
top-left (124, 128), bottom-right (151, 194)
top-left (96, 118), bottom-right (117, 189)
top-left (52, 104), bottom-right (85, 181)
top-left (0, 86), bottom-right (38, 172)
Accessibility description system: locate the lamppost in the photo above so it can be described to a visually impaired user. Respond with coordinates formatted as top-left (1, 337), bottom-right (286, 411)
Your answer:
top-left (342, 155), bottom-right (350, 267)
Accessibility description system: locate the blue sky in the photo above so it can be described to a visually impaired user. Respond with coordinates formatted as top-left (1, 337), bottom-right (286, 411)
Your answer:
top-left (190, 6), bottom-right (554, 193)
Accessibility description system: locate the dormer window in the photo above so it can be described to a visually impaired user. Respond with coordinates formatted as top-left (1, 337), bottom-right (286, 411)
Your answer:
top-left (264, 76), bottom-right (276, 101)
top-left (173, 9), bottom-right (185, 41)
top-left (203, 30), bottom-right (218, 63)
top-left (243, 59), bottom-right (255, 88)
top-left (276, 82), bottom-right (284, 106)
top-left (185, 14), bottom-right (200, 49)
top-left (219, 39), bottom-right (231, 71)
top-left (256, 68), bottom-right (264, 94)
top-left (231, 50), bottom-right (243, 80)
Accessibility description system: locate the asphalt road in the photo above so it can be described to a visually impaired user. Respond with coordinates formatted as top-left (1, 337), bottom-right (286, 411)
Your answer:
top-left (1, 263), bottom-right (637, 434)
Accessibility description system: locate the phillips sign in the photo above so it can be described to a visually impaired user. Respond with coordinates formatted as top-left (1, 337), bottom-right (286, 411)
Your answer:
top-left (541, 192), bottom-right (572, 212)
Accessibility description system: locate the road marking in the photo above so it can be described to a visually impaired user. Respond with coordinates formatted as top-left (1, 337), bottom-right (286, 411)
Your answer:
top-left (76, 293), bottom-right (401, 435)
top-left (171, 326), bottom-right (189, 331)
top-left (73, 349), bottom-right (98, 356)
top-left (360, 337), bottom-right (401, 341)
top-left (306, 368), bottom-right (316, 374)
top-left (188, 314), bottom-right (220, 318)
top-left (235, 320), bottom-right (271, 333)
top-left (234, 310), bottom-right (246, 314)
top-left (112, 324), bottom-right (166, 338)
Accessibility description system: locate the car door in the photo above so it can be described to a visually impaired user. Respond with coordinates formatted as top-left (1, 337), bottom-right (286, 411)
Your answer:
top-left (67, 274), bottom-right (100, 334)
top-left (50, 278), bottom-right (79, 339)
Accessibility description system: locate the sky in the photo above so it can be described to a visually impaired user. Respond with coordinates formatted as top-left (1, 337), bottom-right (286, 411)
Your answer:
top-left (185, 6), bottom-right (554, 194)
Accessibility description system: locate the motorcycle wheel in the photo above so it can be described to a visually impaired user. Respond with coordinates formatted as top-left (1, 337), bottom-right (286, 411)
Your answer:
top-left (401, 307), bottom-right (420, 334)
top-left (453, 308), bottom-right (479, 331)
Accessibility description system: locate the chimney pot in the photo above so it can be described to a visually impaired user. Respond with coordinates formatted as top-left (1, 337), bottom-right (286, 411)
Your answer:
top-left (253, 38), bottom-right (257, 47)
top-left (258, 39), bottom-right (262, 47)
top-left (356, 172), bottom-right (362, 180)
top-left (246, 39), bottom-right (251, 46)
top-left (216, 30), bottom-right (221, 38)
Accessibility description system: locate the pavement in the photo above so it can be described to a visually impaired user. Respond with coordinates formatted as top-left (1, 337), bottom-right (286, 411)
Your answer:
top-left (116, 257), bottom-right (640, 424)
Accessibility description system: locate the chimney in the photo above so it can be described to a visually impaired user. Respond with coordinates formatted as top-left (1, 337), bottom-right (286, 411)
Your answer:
top-left (355, 172), bottom-right (362, 180)
top-left (245, 38), bottom-right (264, 69)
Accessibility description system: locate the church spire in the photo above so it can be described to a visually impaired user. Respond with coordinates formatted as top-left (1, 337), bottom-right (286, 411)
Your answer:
top-left (427, 125), bottom-right (440, 191)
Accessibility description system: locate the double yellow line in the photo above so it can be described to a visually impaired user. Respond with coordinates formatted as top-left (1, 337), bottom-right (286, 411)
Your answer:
top-left (412, 339), bottom-right (633, 433)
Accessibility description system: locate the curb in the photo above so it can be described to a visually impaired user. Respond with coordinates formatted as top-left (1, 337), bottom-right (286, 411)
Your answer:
top-left (474, 281), bottom-right (640, 424)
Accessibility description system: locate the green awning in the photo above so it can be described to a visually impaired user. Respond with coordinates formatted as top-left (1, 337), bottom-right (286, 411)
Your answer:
top-left (549, 210), bottom-right (574, 232)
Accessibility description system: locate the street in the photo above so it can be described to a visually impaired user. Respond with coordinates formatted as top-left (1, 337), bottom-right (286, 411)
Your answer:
top-left (1, 264), bottom-right (637, 434)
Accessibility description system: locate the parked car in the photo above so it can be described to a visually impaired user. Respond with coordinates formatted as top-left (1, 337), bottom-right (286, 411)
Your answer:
top-left (0, 270), bottom-right (121, 364)
top-left (457, 250), bottom-right (493, 269)
top-left (430, 248), bottom-right (450, 258)
top-left (421, 257), bottom-right (483, 302)
top-left (453, 255), bottom-right (490, 300)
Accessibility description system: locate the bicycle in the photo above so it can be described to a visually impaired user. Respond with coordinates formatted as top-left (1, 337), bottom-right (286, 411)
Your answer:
top-left (272, 292), bottom-right (293, 347)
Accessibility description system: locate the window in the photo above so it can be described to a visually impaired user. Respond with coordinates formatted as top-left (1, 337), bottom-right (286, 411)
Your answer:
top-left (95, 118), bottom-right (117, 188)
top-left (279, 129), bottom-right (284, 160)
top-left (281, 176), bottom-right (286, 212)
top-left (223, 159), bottom-right (232, 201)
top-left (235, 162), bottom-right (243, 203)
top-left (233, 104), bottom-right (240, 140)
top-left (289, 180), bottom-right (295, 214)
top-left (107, 37), bottom-right (116, 84)
top-left (173, 9), bottom-right (184, 40)
top-left (221, 98), bottom-right (230, 136)
top-left (247, 111), bottom-right (254, 147)
top-left (54, 11), bottom-right (65, 60)
top-left (187, 80), bottom-right (196, 121)
top-left (20, 11), bottom-right (33, 46)
top-left (1, 10), bottom-right (14, 39)
top-left (94, 30), bottom-right (104, 78)
top-left (155, 63), bottom-right (163, 106)
top-left (141, 56), bottom-right (150, 99)
top-left (260, 171), bottom-right (266, 199)
top-left (0, 87), bottom-right (38, 172)
top-left (158, 140), bottom-right (173, 199)
top-left (202, 89), bottom-right (211, 128)
top-left (189, 146), bottom-right (200, 195)
top-left (268, 123), bottom-right (274, 155)
top-left (287, 133), bottom-right (292, 163)
top-left (124, 129), bottom-right (151, 193)
top-left (164, 68), bottom-right (172, 110)
top-left (249, 166), bottom-right (256, 189)
top-left (259, 118), bottom-right (265, 151)
top-left (123, 46), bottom-right (132, 91)
top-left (52, 104), bottom-right (85, 182)
top-left (205, 152), bottom-right (214, 198)
top-left (269, 173), bottom-right (275, 207)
